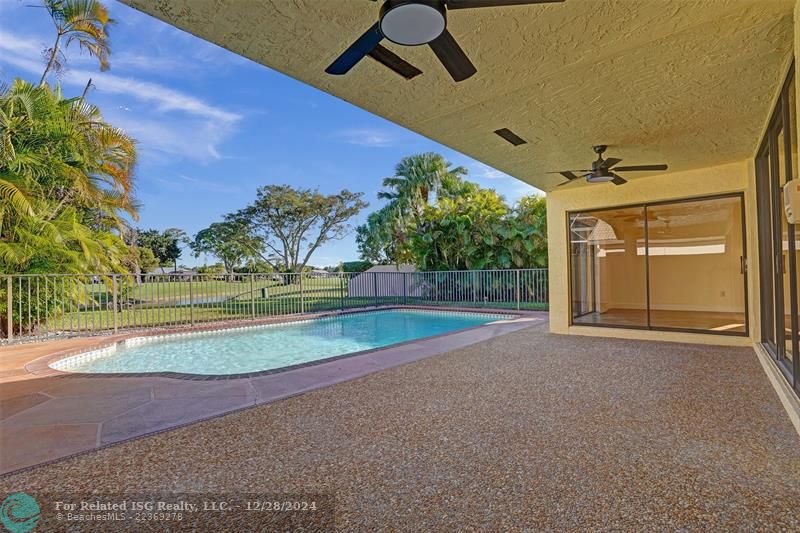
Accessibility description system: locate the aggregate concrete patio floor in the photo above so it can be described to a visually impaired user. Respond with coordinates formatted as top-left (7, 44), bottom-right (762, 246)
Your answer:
top-left (1, 322), bottom-right (799, 530)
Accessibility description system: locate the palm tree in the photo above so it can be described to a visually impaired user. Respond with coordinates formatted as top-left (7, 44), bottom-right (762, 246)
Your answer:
top-left (39, 0), bottom-right (115, 86)
top-left (0, 80), bottom-right (137, 274)
top-left (357, 153), bottom-right (467, 264)
top-left (378, 152), bottom-right (467, 226)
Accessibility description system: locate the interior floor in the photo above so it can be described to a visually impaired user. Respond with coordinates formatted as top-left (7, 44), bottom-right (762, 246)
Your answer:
top-left (573, 308), bottom-right (747, 332)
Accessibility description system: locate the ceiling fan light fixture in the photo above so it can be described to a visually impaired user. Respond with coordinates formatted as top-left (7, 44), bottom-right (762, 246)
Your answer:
top-left (585, 172), bottom-right (615, 183)
top-left (380, 1), bottom-right (446, 46)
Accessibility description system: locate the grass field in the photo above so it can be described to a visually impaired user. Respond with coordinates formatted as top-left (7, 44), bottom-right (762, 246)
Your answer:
top-left (83, 278), bottom-right (342, 303)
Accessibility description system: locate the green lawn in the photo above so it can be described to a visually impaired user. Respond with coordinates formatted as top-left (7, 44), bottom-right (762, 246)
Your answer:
top-left (83, 278), bottom-right (345, 304)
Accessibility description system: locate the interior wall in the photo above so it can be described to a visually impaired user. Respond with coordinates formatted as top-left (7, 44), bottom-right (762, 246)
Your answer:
top-left (601, 226), bottom-right (646, 312)
top-left (647, 199), bottom-right (745, 313)
top-left (548, 160), bottom-right (757, 346)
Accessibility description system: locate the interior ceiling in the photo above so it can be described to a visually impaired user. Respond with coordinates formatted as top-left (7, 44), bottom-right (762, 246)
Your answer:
top-left (586, 199), bottom-right (738, 236)
top-left (122, 0), bottom-right (794, 192)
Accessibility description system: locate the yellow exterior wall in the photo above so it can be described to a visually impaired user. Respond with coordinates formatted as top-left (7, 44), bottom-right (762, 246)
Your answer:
top-left (534, 3), bottom-right (800, 349)
top-left (547, 160), bottom-right (759, 347)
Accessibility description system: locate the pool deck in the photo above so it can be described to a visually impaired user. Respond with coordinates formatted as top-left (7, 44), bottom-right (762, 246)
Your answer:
top-left (0, 309), bottom-right (544, 474)
top-left (1, 319), bottom-right (798, 529)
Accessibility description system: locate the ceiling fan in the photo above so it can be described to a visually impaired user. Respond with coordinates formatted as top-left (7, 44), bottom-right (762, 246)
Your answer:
top-left (325, 0), bottom-right (564, 82)
top-left (552, 145), bottom-right (668, 186)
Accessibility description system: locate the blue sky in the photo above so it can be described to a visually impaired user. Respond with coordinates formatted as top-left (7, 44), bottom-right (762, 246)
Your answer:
top-left (0, 0), bottom-right (540, 267)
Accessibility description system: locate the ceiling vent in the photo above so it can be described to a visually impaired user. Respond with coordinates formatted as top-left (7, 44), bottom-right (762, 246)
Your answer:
top-left (494, 128), bottom-right (527, 146)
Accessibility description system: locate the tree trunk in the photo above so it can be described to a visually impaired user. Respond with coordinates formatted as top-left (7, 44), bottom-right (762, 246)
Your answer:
top-left (78, 78), bottom-right (93, 104)
top-left (39, 33), bottom-right (62, 86)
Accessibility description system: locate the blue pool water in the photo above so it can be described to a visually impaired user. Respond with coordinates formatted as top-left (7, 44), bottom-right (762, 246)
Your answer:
top-left (53, 310), bottom-right (509, 375)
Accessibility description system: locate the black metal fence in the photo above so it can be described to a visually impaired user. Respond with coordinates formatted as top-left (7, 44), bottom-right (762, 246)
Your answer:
top-left (1, 269), bottom-right (548, 343)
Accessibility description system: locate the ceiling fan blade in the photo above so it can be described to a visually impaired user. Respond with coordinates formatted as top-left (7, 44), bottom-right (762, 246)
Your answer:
top-left (612, 164), bottom-right (668, 172)
top-left (559, 171), bottom-right (580, 181)
top-left (428, 29), bottom-right (476, 82)
top-left (611, 173), bottom-right (627, 186)
top-left (603, 157), bottom-right (622, 169)
top-left (547, 169), bottom-right (591, 174)
top-left (326, 23), bottom-right (384, 75)
top-left (368, 44), bottom-right (423, 80)
top-left (446, 0), bottom-right (564, 9)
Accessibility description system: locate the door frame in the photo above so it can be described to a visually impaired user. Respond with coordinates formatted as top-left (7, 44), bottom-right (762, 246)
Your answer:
top-left (755, 61), bottom-right (800, 393)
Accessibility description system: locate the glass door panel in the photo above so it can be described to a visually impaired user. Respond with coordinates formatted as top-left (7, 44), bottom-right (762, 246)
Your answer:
top-left (570, 207), bottom-right (648, 327)
top-left (757, 65), bottom-right (798, 390)
top-left (757, 145), bottom-right (777, 351)
top-left (775, 126), bottom-right (791, 369)
top-left (787, 79), bottom-right (799, 379)
top-left (646, 197), bottom-right (746, 332)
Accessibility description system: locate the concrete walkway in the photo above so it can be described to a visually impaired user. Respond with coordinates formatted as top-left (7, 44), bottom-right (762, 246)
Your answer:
top-left (2, 322), bottom-right (799, 529)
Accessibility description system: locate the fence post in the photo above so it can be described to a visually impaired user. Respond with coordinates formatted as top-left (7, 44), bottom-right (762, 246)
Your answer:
top-left (339, 274), bottom-right (345, 311)
top-left (403, 272), bottom-right (408, 305)
top-left (250, 273), bottom-right (255, 320)
top-left (189, 273), bottom-right (195, 325)
top-left (515, 269), bottom-right (521, 311)
top-left (6, 276), bottom-right (12, 341)
top-left (300, 273), bottom-right (305, 314)
top-left (112, 275), bottom-right (118, 334)
top-left (373, 272), bottom-right (379, 307)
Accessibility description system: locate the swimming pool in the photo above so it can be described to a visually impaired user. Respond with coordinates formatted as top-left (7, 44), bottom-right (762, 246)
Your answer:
top-left (51, 309), bottom-right (511, 376)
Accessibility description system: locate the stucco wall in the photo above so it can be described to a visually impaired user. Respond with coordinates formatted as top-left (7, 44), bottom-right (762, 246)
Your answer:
top-left (547, 160), bottom-right (758, 347)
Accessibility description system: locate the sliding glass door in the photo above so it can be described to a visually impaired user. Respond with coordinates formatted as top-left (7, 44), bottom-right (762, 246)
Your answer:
top-left (569, 194), bottom-right (748, 335)
top-left (756, 64), bottom-right (799, 392)
top-left (569, 206), bottom-right (648, 328)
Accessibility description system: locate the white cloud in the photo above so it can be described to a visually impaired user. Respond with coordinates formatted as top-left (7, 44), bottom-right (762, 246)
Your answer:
top-left (0, 29), bottom-right (45, 58)
top-left (110, 52), bottom-right (189, 75)
top-left (471, 162), bottom-right (511, 180)
top-left (105, 111), bottom-right (234, 164)
top-left (145, 173), bottom-right (241, 194)
top-left (336, 128), bottom-right (401, 148)
top-left (0, 28), bottom-right (242, 162)
top-left (0, 30), bottom-right (240, 123)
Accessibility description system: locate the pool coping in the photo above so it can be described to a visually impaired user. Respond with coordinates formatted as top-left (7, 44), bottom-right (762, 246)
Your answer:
top-left (25, 305), bottom-right (526, 380)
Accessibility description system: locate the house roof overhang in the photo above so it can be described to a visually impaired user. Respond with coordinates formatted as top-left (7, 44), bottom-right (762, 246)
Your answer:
top-left (122, 0), bottom-right (794, 192)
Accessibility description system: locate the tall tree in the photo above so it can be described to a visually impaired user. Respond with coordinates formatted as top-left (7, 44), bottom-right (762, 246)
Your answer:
top-left (232, 185), bottom-right (367, 273)
top-left (355, 208), bottom-right (400, 265)
top-left (357, 153), bottom-right (467, 264)
top-left (378, 152), bottom-right (467, 227)
top-left (191, 220), bottom-right (262, 276)
top-left (408, 185), bottom-right (508, 270)
top-left (39, 0), bottom-right (115, 85)
top-left (514, 194), bottom-right (548, 267)
top-left (407, 187), bottom-right (548, 270)
top-left (135, 228), bottom-right (187, 272)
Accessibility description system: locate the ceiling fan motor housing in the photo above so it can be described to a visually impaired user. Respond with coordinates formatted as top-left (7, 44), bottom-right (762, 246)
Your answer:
top-left (380, 0), bottom-right (447, 46)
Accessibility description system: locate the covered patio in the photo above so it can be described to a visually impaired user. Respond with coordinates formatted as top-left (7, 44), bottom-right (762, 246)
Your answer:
top-left (1, 321), bottom-right (798, 528)
top-left (2, 0), bottom-right (800, 529)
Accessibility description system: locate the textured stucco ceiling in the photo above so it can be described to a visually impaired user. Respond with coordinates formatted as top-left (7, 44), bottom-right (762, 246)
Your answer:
top-left (121, 0), bottom-right (794, 191)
